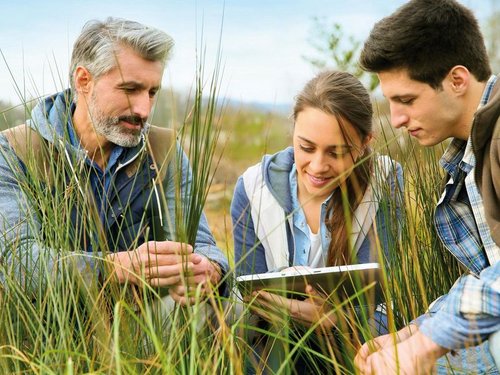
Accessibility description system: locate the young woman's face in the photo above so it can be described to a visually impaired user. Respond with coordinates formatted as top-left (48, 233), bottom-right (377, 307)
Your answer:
top-left (293, 107), bottom-right (368, 203)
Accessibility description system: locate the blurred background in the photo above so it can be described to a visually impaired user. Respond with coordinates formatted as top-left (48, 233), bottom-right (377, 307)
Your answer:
top-left (1, 0), bottom-right (498, 251)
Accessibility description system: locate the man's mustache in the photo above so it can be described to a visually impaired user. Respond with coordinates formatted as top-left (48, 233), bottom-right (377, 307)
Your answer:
top-left (118, 116), bottom-right (146, 126)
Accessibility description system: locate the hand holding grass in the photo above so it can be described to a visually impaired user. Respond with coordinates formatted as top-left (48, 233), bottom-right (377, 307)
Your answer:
top-left (107, 240), bottom-right (195, 287)
top-left (355, 325), bottom-right (448, 374)
top-left (168, 256), bottom-right (222, 305)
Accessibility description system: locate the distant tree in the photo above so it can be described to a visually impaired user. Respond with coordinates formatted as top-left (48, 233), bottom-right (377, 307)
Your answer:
top-left (484, 3), bottom-right (499, 73)
top-left (0, 101), bottom-right (28, 131)
top-left (303, 17), bottom-right (379, 92)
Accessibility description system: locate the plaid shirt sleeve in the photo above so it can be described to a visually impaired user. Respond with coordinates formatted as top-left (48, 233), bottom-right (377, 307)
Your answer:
top-left (416, 261), bottom-right (500, 350)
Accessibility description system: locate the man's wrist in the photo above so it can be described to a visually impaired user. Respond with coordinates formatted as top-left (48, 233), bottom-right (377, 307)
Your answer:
top-left (412, 330), bottom-right (449, 359)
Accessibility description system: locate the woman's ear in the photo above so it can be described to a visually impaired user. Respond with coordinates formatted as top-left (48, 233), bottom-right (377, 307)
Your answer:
top-left (362, 133), bottom-right (374, 150)
top-left (74, 66), bottom-right (93, 97)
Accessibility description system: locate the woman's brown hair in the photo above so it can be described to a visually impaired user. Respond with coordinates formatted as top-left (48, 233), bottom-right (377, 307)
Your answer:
top-left (293, 71), bottom-right (373, 266)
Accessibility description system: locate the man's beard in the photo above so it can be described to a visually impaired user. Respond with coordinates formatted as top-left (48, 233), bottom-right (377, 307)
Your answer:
top-left (88, 94), bottom-right (145, 148)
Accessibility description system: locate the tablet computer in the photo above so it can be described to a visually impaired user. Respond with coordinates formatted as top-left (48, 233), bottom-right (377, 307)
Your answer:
top-left (236, 262), bottom-right (381, 301)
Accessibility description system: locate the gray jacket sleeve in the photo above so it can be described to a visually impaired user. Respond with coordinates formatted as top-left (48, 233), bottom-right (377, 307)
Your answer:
top-left (0, 135), bottom-right (100, 293)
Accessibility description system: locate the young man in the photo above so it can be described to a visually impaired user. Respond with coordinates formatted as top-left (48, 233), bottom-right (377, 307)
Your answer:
top-left (0, 18), bottom-right (227, 304)
top-left (355, 0), bottom-right (499, 374)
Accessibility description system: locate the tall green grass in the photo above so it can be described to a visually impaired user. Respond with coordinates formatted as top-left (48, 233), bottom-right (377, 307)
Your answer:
top-left (0, 59), bottom-right (465, 375)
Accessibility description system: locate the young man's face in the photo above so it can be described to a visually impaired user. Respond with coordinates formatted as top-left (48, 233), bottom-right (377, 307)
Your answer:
top-left (86, 46), bottom-right (164, 147)
top-left (378, 69), bottom-right (464, 146)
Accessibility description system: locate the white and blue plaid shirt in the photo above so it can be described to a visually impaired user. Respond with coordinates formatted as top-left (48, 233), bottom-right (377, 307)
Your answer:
top-left (417, 75), bottom-right (500, 350)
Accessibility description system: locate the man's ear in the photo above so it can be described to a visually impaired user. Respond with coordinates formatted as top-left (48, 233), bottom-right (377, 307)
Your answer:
top-left (448, 65), bottom-right (470, 95)
top-left (74, 66), bottom-right (93, 97)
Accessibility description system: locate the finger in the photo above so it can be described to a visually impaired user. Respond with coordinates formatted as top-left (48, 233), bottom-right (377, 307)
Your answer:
top-left (354, 352), bottom-right (369, 375)
top-left (356, 342), bottom-right (373, 362)
top-left (247, 300), bottom-right (280, 322)
top-left (367, 350), bottom-right (397, 375)
top-left (255, 290), bottom-right (291, 308)
top-left (147, 241), bottom-right (193, 255)
top-left (148, 275), bottom-right (182, 287)
top-left (144, 263), bottom-right (194, 280)
top-left (305, 284), bottom-right (326, 305)
top-left (170, 283), bottom-right (206, 297)
top-left (189, 253), bottom-right (203, 264)
top-left (168, 288), bottom-right (197, 306)
top-left (190, 259), bottom-right (222, 284)
top-left (136, 254), bottom-right (193, 268)
top-left (252, 294), bottom-right (290, 317)
top-left (182, 274), bottom-right (208, 286)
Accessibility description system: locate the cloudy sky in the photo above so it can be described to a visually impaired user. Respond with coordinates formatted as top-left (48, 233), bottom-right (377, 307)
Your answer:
top-left (0, 0), bottom-right (492, 107)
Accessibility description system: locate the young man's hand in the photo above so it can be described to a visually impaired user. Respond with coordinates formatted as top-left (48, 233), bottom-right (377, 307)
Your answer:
top-left (355, 325), bottom-right (449, 374)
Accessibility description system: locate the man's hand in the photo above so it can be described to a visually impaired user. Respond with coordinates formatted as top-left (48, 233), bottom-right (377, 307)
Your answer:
top-left (355, 325), bottom-right (449, 374)
top-left (247, 284), bottom-right (337, 332)
top-left (169, 254), bottom-right (222, 305)
top-left (355, 325), bottom-right (417, 368)
top-left (106, 240), bottom-right (194, 287)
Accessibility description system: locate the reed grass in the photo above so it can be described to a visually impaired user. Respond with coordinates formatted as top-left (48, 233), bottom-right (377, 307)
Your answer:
top-left (0, 47), bottom-right (467, 375)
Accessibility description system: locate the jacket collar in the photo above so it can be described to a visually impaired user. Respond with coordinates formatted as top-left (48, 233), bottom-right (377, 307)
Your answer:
top-left (28, 89), bottom-right (149, 167)
top-left (471, 74), bottom-right (500, 153)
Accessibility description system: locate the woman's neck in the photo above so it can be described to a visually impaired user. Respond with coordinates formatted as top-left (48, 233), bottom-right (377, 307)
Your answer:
top-left (298, 193), bottom-right (323, 234)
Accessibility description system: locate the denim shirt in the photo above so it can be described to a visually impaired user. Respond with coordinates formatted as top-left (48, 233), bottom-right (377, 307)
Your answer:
top-left (289, 164), bottom-right (330, 266)
top-left (66, 105), bottom-right (125, 248)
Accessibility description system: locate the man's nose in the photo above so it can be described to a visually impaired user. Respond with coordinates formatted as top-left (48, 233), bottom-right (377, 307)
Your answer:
top-left (130, 92), bottom-right (153, 119)
top-left (390, 103), bottom-right (409, 129)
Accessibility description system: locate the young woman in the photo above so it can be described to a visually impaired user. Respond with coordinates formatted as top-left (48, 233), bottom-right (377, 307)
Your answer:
top-left (231, 71), bottom-right (403, 373)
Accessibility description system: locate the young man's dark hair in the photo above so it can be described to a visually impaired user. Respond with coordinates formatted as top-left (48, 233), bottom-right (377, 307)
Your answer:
top-left (360, 0), bottom-right (492, 89)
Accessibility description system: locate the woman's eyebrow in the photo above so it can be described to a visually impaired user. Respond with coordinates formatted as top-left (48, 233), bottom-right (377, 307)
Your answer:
top-left (297, 136), bottom-right (351, 151)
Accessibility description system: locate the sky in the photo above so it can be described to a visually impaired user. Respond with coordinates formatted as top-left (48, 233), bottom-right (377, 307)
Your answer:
top-left (0, 0), bottom-right (493, 108)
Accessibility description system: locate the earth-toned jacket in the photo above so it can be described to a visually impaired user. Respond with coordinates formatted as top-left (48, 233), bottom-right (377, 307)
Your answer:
top-left (472, 74), bottom-right (500, 247)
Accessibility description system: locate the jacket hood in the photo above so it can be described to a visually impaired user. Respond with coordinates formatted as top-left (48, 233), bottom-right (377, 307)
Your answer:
top-left (261, 147), bottom-right (294, 213)
top-left (29, 89), bottom-right (75, 146)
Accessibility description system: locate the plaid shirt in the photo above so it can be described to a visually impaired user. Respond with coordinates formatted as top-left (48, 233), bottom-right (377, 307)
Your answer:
top-left (417, 75), bottom-right (500, 350)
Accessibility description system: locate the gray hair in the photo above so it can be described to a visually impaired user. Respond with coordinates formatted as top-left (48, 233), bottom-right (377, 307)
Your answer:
top-left (70, 17), bottom-right (174, 91)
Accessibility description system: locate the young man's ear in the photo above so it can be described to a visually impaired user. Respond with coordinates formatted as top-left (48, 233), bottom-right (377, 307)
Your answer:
top-left (447, 65), bottom-right (470, 94)
top-left (74, 66), bottom-right (93, 97)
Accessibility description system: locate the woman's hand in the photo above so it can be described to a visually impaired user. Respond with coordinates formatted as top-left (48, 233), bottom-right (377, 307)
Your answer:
top-left (247, 284), bottom-right (337, 333)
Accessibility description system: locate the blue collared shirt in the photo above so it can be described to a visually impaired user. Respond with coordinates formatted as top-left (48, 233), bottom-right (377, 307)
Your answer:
top-left (289, 164), bottom-right (331, 266)
top-left (417, 75), bottom-right (500, 350)
top-left (66, 105), bottom-right (124, 224)
top-left (66, 105), bottom-right (126, 252)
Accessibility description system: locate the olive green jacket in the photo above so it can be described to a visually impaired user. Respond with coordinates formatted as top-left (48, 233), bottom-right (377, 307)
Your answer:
top-left (472, 74), bottom-right (500, 247)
